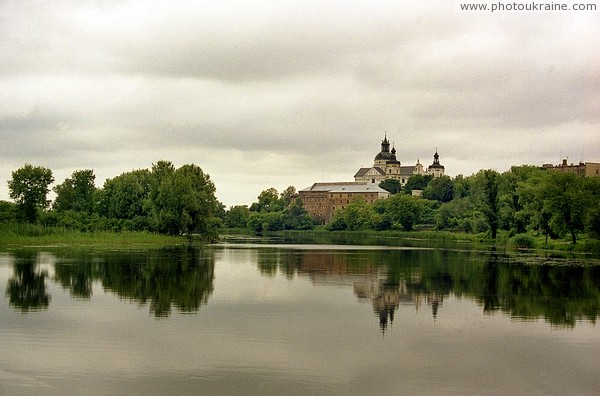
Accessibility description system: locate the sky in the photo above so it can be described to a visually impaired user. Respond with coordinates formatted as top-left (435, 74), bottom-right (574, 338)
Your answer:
top-left (1, 0), bottom-right (599, 208)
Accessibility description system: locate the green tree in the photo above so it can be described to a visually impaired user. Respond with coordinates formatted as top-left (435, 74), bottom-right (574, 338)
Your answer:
top-left (8, 164), bottom-right (54, 223)
top-left (225, 205), bottom-right (251, 228)
top-left (283, 198), bottom-right (314, 230)
top-left (537, 172), bottom-right (588, 244)
top-left (379, 179), bottom-right (402, 194)
top-left (404, 174), bottom-right (433, 194)
top-left (0, 200), bottom-right (17, 222)
top-left (326, 197), bottom-right (373, 231)
top-left (98, 169), bottom-right (152, 220)
top-left (452, 174), bottom-right (474, 199)
top-left (423, 176), bottom-right (454, 202)
top-left (247, 211), bottom-right (286, 232)
top-left (279, 186), bottom-right (297, 206)
top-left (385, 193), bottom-right (421, 231)
top-left (476, 170), bottom-right (500, 239)
top-left (250, 188), bottom-right (283, 213)
top-left (151, 164), bottom-right (218, 236)
top-left (53, 169), bottom-right (96, 213)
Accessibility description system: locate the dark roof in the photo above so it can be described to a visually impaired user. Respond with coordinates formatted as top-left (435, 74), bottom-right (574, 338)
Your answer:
top-left (354, 167), bottom-right (385, 178)
top-left (399, 166), bottom-right (416, 176)
top-left (353, 167), bottom-right (371, 178)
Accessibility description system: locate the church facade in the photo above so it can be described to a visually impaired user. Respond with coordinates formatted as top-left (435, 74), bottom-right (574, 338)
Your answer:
top-left (354, 135), bottom-right (445, 186)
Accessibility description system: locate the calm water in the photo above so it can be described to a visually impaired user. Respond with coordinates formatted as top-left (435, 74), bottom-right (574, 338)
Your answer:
top-left (1, 242), bottom-right (599, 395)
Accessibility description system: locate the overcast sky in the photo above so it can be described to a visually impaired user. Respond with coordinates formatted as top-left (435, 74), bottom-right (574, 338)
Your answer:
top-left (1, 0), bottom-right (599, 207)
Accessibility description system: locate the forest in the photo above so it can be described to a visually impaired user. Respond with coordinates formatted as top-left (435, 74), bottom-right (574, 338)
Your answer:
top-left (2, 162), bottom-right (600, 247)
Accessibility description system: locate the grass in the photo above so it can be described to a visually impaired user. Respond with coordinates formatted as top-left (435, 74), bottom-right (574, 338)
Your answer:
top-left (220, 227), bottom-right (600, 255)
top-left (3, 223), bottom-right (599, 255)
top-left (0, 222), bottom-right (187, 248)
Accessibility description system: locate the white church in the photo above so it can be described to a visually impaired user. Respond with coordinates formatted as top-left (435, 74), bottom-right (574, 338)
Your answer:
top-left (354, 134), bottom-right (445, 186)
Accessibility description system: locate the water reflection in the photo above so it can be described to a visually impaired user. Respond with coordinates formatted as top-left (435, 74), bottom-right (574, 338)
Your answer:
top-left (247, 246), bottom-right (600, 329)
top-left (6, 246), bottom-right (215, 317)
top-left (6, 250), bottom-right (50, 312)
top-left (3, 244), bottom-right (600, 328)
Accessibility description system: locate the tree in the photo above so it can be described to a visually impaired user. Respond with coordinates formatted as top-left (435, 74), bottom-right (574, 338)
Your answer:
top-left (225, 205), bottom-right (251, 228)
top-left (283, 198), bottom-right (314, 230)
top-left (250, 188), bottom-right (283, 213)
top-left (536, 172), bottom-right (587, 244)
top-left (0, 200), bottom-right (17, 222)
top-left (53, 169), bottom-right (96, 213)
top-left (423, 176), bottom-right (454, 202)
top-left (476, 170), bottom-right (500, 239)
top-left (584, 177), bottom-right (600, 239)
top-left (385, 193), bottom-right (421, 231)
top-left (404, 174), bottom-right (432, 194)
top-left (280, 186), bottom-right (297, 206)
top-left (98, 169), bottom-right (152, 220)
top-left (379, 179), bottom-right (402, 194)
top-left (151, 164), bottom-right (218, 236)
top-left (8, 164), bottom-right (54, 223)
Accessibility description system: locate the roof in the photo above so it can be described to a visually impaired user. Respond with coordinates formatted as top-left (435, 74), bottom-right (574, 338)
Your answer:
top-left (299, 182), bottom-right (389, 195)
top-left (428, 163), bottom-right (445, 169)
top-left (354, 167), bottom-right (385, 178)
top-left (399, 166), bottom-right (417, 176)
top-left (300, 182), bottom-right (365, 192)
top-left (328, 184), bottom-right (390, 194)
top-left (353, 168), bottom-right (371, 178)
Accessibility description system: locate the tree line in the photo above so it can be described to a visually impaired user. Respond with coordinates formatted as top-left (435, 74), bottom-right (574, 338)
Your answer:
top-left (326, 166), bottom-right (600, 244)
top-left (3, 162), bottom-right (599, 244)
top-left (2, 161), bottom-right (220, 237)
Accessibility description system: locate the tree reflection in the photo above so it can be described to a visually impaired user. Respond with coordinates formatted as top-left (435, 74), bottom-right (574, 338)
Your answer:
top-left (6, 246), bottom-right (215, 317)
top-left (252, 246), bottom-right (600, 329)
top-left (54, 255), bottom-right (94, 299)
top-left (98, 246), bottom-right (215, 317)
top-left (6, 250), bottom-right (50, 312)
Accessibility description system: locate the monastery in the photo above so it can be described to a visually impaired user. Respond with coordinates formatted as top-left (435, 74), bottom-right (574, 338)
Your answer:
top-left (297, 134), bottom-right (445, 222)
top-left (354, 134), bottom-right (445, 185)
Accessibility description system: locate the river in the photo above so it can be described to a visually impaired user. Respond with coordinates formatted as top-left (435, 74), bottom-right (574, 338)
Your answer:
top-left (1, 240), bottom-right (599, 395)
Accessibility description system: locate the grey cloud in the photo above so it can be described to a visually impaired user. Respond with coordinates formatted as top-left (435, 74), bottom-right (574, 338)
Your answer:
top-left (1, 0), bottom-right (599, 207)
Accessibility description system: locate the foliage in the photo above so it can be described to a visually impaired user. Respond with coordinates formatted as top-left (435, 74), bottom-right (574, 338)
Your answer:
top-left (250, 187), bottom-right (283, 213)
top-left (385, 194), bottom-right (421, 231)
top-left (0, 200), bottom-right (17, 222)
top-left (244, 188), bottom-right (314, 232)
top-left (53, 169), bottom-right (97, 213)
top-left (150, 163), bottom-right (218, 236)
top-left (8, 164), bottom-right (54, 223)
top-left (510, 233), bottom-right (536, 249)
top-left (224, 205), bottom-right (251, 228)
top-left (379, 179), bottom-right (402, 194)
top-left (404, 174), bottom-right (433, 194)
top-left (423, 175), bottom-right (454, 202)
top-left (475, 169), bottom-right (500, 239)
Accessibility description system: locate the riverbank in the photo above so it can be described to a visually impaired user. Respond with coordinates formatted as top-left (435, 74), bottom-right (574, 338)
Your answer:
top-left (0, 223), bottom-right (186, 248)
top-left (220, 228), bottom-right (600, 255)
top-left (2, 223), bottom-right (599, 255)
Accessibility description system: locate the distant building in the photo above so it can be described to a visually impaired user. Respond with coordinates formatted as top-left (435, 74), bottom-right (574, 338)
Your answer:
top-left (297, 182), bottom-right (390, 222)
top-left (542, 159), bottom-right (600, 177)
top-left (427, 150), bottom-right (445, 178)
top-left (354, 135), bottom-right (445, 186)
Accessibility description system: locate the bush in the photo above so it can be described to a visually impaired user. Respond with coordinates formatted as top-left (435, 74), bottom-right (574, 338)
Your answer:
top-left (510, 233), bottom-right (536, 249)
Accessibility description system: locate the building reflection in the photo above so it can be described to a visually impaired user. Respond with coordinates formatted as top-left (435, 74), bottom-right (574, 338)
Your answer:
top-left (293, 250), bottom-right (445, 332)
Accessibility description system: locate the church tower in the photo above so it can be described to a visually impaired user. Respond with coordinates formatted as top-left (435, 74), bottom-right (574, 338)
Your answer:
top-left (373, 133), bottom-right (401, 179)
top-left (427, 149), bottom-right (445, 178)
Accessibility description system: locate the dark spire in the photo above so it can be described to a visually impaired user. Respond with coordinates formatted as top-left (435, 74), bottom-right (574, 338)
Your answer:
top-left (381, 133), bottom-right (390, 153)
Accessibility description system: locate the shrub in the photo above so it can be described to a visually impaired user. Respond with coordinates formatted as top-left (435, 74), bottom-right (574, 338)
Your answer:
top-left (510, 233), bottom-right (536, 249)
